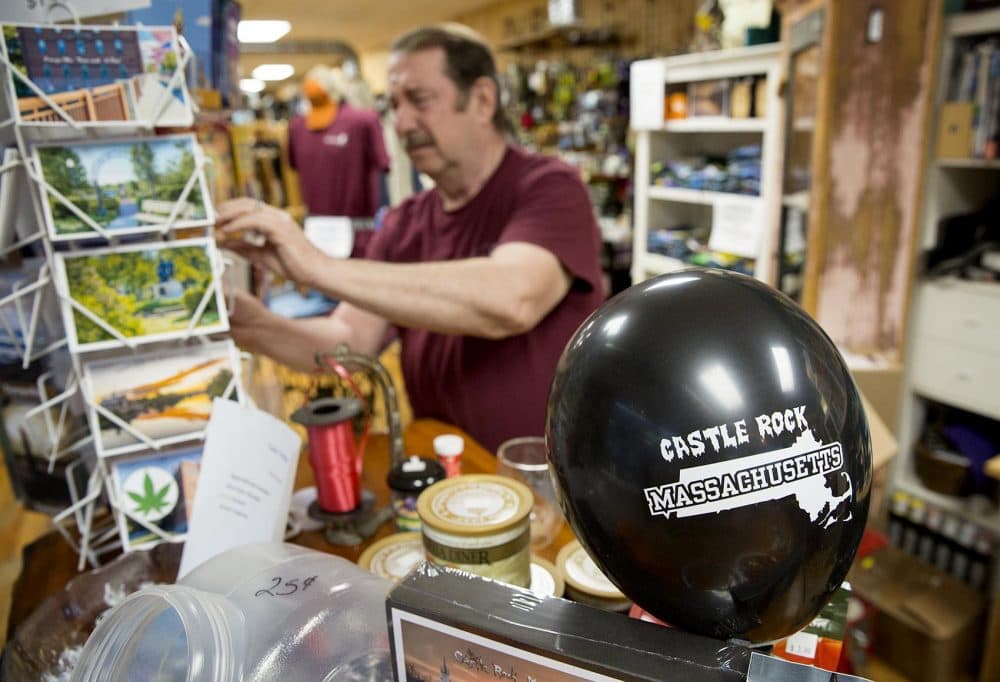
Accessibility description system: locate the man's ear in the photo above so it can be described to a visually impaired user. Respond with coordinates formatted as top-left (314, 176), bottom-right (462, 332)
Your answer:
top-left (470, 76), bottom-right (498, 125)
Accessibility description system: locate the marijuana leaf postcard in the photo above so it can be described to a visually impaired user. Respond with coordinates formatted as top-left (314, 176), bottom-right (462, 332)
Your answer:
top-left (110, 445), bottom-right (203, 551)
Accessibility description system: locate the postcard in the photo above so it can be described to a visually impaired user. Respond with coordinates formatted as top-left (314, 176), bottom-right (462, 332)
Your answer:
top-left (0, 22), bottom-right (192, 127)
top-left (83, 340), bottom-right (242, 457)
top-left (53, 237), bottom-right (229, 353)
top-left (110, 445), bottom-right (203, 551)
top-left (33, 134), bottom-right (213, 240)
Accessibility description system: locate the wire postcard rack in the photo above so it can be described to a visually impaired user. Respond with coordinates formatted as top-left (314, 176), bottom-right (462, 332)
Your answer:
top-left (0, 4), bottom-right (247, 570)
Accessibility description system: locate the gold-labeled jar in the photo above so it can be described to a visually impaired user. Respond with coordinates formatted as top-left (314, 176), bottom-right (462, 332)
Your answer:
top-left (557, 539), bottom-right (632, 612)
top-left (417, 474), bottom-right (533, 587)
top-left (357, 532), bottom-right (425, 582)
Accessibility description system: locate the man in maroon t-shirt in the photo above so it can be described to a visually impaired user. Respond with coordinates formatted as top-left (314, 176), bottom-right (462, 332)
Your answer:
top-left (219, 24), bottom-right (604, 453)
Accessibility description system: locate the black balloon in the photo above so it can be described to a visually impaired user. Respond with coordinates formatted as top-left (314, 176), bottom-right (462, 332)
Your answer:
top-left (546, 269), bottom-right (871, 643)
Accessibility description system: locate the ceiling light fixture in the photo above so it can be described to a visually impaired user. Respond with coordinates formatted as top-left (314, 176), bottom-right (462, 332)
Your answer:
top-left (252, 64), bottom-right (295, 81)
top-left (239, 78), bottom-right (265, 93)
top-left (237, 20), bottom-right (291, 43)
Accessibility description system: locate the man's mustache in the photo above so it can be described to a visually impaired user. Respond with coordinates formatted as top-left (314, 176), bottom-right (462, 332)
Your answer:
top-left (404, 133), bottom-right (434, 151)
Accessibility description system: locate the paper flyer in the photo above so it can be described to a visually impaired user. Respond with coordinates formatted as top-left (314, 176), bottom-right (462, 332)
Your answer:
top-left (178, 398), bottom-right (301, 578)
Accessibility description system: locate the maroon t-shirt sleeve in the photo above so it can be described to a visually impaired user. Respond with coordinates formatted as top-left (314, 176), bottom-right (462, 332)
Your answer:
top-left (495, 163), bottom-right (602, 293)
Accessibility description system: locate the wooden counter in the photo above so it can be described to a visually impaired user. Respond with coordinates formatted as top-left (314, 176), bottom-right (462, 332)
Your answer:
top-left (4, 419), bottom-right (575, 641)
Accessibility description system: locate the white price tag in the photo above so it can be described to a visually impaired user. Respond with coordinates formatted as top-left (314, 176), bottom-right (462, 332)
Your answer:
top-left (709, 197), bottom-right (764, 259)
top-left (629, 60), bottom-right (667, 129)
top-left (783, 631), bottom-right (819, 660)
top-left (304, 216), bottom-right (354, 259)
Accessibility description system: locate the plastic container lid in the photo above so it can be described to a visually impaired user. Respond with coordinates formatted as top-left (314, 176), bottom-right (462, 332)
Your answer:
top-left (417, 474), bottom-right (532, 537)
top-left (357, 533), bottom-right (425, 581)
top-left (432, 434), bottom-right (464, 457)
top-left (556, 539), bottom-right (625, 600)
top-left (529, 556), bottom-right (564, 598)
top-left (387, 456), bottom-right (445, 493)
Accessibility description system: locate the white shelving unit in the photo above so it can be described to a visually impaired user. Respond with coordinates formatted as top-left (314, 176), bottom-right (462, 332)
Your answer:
top-left (629, 43), bottom-right (783, 284)
top-left (892, 8), bottom-right (1000, 537)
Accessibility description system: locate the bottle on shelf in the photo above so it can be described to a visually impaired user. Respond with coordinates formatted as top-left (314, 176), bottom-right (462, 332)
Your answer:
top-left (968, 533), bottom-right (994, 593)
top-left (886, 490), bottom-right (911, 548)
top-left (902, 496), bottom-right (927, 556)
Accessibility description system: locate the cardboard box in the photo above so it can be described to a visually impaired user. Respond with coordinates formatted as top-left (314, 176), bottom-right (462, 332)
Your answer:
top-left (936, 102), bottom-right (974, 160)
top-left (847, 545), bottom-right (985, 682)
top-left (387, 562), bottom-right (754, 681)
top-left (388, 563), bottom-right (875, 681)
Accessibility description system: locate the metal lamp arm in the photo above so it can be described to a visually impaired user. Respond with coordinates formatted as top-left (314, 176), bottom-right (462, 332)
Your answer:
top-left (315, 347), bottom-right (404, 468)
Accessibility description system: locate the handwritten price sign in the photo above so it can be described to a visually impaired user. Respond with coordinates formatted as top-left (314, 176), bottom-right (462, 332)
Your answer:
top-left (254, 575), bottom-right (319, 598)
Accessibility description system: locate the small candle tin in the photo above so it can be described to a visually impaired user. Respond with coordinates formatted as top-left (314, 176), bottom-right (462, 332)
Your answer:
top-left (357, 532), bottom-right (425, 582)
top-left (529, 555), bottom-right (564, 598)
top-left (557, 539), bottom-right (632, 612)
top-left (417, 474), bottom-right (533, 588)
top-left (387, 455), bottom-right (446, 532)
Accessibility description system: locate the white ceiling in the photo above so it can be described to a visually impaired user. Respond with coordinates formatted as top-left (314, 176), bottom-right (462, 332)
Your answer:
top-left (238, 0), bottom-right (505, 91)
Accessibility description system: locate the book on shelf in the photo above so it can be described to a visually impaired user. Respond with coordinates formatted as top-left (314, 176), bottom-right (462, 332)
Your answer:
top-left (948, 37), bottom-right (1000, 159)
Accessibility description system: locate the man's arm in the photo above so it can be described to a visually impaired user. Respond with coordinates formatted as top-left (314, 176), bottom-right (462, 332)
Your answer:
top-left (305, 242), bottom-right (571, 338)
top-left (219, 200), bottom-right (573, 340)
top-left (227, 291), bottom-right (391, 372)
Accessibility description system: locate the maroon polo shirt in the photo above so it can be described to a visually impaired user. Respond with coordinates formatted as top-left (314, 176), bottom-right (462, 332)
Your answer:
top-left (365, 146), bottom-right (604, 453)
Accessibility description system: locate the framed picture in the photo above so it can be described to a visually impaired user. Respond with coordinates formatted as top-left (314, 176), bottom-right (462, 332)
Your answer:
top-left (0, 22), bottom-right (193, 129)
top-left (53, 237), bottom-right (228, 353)
top-left (33, 134), bottom-right (213, 241)
top-left (83, 340), bottom-right (243, 458)
top-left (109, 445), bottom-right (202, 550)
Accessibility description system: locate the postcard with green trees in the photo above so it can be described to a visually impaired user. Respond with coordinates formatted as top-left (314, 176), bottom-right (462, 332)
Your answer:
top-left (34, 134), bottom-right (211, 240)
top-left (55, 238), bottom-right (228, 352)
top-left (84, 340), bottom-right (242, 457)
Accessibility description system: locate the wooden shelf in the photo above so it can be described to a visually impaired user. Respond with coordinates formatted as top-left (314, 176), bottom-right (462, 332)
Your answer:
top-left (895, 474), bottom-right (1000, 536)
top-left (497, 23), bottom-right (624, 51)
top-left (661, 118), bottom-right (766, 133)
top-left (936, 158), bottom-right (1000, 169)
top-left (946, 6), bottom-right (1000, 38)
top-left (648, 185), bottom-right (761, 206)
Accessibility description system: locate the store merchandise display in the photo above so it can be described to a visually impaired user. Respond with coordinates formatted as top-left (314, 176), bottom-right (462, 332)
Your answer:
top-left (651, 144), bottom-right (762, 195)
top-left (0, 17), bottom-right (242, 569)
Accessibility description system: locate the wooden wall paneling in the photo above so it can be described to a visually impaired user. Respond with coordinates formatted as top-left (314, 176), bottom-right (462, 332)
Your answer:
top-left (802, 0), bottom-right (941, 358)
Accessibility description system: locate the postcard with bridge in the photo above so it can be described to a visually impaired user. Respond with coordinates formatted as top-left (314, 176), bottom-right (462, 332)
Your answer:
top-left (33, 133), bottom-right (213, 241)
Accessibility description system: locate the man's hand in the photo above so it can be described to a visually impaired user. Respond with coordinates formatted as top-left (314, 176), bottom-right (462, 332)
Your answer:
top-left (226, 290), bottom-right (272, 354)
top-left (216, 198), bottom-right (324, 286)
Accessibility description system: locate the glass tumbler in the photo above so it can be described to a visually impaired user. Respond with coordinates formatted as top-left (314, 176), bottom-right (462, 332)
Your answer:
top-left (496, 436), bottom-right (564, 550)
